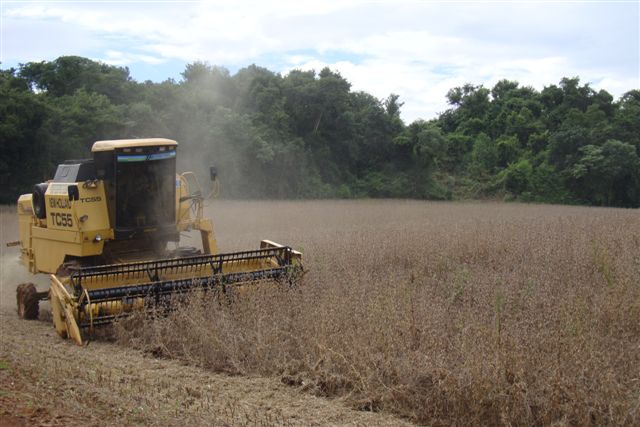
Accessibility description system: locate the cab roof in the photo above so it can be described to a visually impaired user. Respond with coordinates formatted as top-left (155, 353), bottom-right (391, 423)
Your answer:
top-left (91, 138), bottom-right (178, 152)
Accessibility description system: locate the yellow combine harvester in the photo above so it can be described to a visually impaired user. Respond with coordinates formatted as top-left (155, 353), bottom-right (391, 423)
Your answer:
top-left (11, 138), bottom-right (302, 345)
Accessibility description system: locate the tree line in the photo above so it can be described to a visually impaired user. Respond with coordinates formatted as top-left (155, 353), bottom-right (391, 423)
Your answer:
top-left (1, 56), bottom-right (638, 206)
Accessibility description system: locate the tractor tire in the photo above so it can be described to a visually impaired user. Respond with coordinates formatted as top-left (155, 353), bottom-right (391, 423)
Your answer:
top-left (16, 283), bottom-right (40, 320)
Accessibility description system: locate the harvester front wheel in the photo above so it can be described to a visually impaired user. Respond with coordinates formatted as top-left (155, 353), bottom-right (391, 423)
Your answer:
top-left (16, 283), bottom-right (40, 319)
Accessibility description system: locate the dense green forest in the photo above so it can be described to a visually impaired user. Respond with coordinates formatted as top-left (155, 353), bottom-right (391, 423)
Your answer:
top-left (1, 56), bottom-right (638, 206)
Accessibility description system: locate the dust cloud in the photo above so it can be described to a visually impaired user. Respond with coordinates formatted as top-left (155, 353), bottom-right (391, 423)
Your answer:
top-left (0, 206), bottom-right (48, 309)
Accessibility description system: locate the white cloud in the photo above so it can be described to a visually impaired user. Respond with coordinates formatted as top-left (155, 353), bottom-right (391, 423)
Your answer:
top-left (2, 0), bottom-right (638, 121)
top-left (102, 50), bottom-right (166, 66)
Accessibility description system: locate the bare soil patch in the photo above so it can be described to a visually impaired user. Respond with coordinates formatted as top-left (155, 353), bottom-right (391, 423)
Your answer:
top-left (0, 308), bottom-right (409, 426)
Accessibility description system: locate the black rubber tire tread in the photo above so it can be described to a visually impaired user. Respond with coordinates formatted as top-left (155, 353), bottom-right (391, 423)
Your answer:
top-left (16, 283), bottom-right (40, 320)
top-left (32, 183), bottom-right (48, 219)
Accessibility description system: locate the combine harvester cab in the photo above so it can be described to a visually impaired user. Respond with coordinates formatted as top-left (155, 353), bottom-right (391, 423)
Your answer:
top-left (12, 138), bottom-right (302, 345)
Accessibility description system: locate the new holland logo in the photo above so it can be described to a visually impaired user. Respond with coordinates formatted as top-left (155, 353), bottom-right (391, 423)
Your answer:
top-left (49, 198), bottom-right (71, 209)
top-left (48, 196), bottom-right (101, 208)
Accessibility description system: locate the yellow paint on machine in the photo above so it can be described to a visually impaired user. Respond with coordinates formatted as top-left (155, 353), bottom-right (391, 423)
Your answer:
top-left (11, 138), bottom-right (303, 346)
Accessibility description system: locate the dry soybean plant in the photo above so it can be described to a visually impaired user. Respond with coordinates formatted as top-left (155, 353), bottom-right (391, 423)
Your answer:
top-left (116, 201), bottom-right (640, 425)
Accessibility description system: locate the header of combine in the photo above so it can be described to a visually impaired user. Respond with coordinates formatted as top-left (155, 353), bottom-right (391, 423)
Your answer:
top-left (11, 138), bottom-right (302, 345)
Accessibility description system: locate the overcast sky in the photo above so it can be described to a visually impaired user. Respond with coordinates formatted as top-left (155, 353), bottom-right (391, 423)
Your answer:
top-left (1, 0), bottom-right (638, 122)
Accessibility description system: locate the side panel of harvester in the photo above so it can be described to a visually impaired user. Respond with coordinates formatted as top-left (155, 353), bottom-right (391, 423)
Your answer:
top-left (18, 181), bottom-right (112, 274)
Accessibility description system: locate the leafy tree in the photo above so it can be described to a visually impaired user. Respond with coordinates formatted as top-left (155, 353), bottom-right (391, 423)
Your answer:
top-left (0, 69), bottom-right (50, 201)
top-left (503, 159), bottom-right (532, 195)
top-left (529, 161), bottom-right (567, 202)
top-left (19, 56), bottom-right (134, 103)
top-left (470, 133), bottom-right (498, 175)
top-left (548, 124), bottom-right (590, 170)
top-left (496, 135), bottom-right (520, 167)
top-left (1, 57), bottom-right (637, 206)
top-left (44, 89), bottom-right (125, 158)
top-left (613, 90), bottom-right (640, 152)
top-left (570, 140), bottom-right (640, 206)
top-left (559, 77), bottom-right (595, 112)
top-left (505, 106), bottom-right (542, 147)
